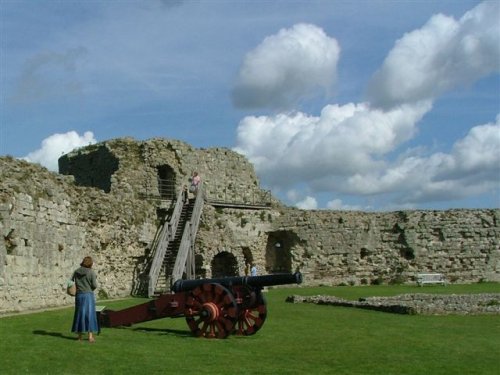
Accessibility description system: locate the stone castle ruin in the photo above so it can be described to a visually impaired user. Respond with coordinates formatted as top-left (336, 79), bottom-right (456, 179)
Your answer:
top-left (1, 137), bottom-right (499, 314)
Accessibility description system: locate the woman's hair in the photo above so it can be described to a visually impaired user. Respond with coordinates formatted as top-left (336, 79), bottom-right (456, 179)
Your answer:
top-left (80, 256), bottom-right (93, 268)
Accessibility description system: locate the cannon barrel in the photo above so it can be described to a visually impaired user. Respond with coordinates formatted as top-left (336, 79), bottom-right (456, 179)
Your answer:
top-left (171, 272), bottom-right (302, 293)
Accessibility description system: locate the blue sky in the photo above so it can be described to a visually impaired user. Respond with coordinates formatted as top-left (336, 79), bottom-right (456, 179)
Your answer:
top-left (1, 0), bottom-right (499, 211)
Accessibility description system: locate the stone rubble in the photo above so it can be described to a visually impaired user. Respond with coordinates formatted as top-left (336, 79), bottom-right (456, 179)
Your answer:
top-left (286, 293), bottom-right (500, 315)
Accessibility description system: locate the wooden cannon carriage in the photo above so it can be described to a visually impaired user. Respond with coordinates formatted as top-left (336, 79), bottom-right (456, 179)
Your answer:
top-left (99, 272), bottom-right (302, 338)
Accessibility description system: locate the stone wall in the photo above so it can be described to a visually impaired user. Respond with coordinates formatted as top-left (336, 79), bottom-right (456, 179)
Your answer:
top-left (270, 208), bottom-right (500, 286)
top-left (0, 156), bottom-right (157, 314)
top-left (1, 137), bottom-right (499, 315)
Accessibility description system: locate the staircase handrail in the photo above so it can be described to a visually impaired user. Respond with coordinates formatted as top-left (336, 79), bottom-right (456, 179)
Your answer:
top-left (171, 183), bottom-right (204, 282)
top-left (187, 185), bottom-right (204, 278)
top-left (147, 187), bottom-right (184, 297)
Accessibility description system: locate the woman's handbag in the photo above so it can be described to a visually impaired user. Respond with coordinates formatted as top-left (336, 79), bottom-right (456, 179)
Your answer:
top-left (66, 280), bottom-right (76, 296)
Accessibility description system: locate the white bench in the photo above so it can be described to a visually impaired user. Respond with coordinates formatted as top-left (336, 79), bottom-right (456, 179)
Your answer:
top-left (417, 273), bottom-right (446, 286)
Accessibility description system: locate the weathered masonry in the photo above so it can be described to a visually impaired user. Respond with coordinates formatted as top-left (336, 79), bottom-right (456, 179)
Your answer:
top-left (0, 137), bottom-right (499, 314)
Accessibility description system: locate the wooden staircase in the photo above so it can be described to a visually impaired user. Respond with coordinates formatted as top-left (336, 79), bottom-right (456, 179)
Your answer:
top-left (132, 179), bottom-right (273, 297)
top-left (145, 183), bottom-right (204, 298)
top-left (153, 198), bottom-right (194, 295)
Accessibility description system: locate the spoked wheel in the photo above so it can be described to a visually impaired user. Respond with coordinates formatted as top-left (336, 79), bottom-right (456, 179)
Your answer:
top-left (234, 288), bottom-right (267, 336)
top-left (185, 283), bottom-right (238, 339)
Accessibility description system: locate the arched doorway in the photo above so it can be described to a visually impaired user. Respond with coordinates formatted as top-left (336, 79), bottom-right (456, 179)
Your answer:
top-left (242, 247), bottom-right (253, 275)
top-left (265, 231), bottom-right (297, 273)
top-left (211, 252), bottom-right (238, 278)
top-left (157, 165), bottom-right (176, 200)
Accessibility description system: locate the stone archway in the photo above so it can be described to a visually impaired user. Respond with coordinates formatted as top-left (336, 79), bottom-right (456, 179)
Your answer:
top-left (241, 247), bottom-right (253, 275)
top-left (211, 251), bottom-right (238, 278)
top-left (265, 231), bottom-right (298, 273)
top-left (156, 164), bottom-right (176, 200)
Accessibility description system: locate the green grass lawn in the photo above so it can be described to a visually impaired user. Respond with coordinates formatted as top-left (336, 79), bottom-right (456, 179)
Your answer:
top-left (1, 283), bottom-right (499, 375)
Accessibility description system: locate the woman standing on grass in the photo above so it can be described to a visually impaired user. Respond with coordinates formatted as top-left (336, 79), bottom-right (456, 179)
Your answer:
top-left (71, 256), bottom-right (98, 343)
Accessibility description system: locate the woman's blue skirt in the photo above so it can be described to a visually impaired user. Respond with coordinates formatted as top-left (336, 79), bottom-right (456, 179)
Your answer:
top-left (71, 292), bottom-right (98, 333)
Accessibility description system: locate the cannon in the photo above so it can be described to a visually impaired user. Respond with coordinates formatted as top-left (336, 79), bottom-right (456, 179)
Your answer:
top-left (100, 272), bottom-right (302, 339)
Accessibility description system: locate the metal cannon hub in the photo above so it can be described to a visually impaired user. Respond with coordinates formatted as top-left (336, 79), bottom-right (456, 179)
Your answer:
top-left (200, 303), bottom-right (218, 320)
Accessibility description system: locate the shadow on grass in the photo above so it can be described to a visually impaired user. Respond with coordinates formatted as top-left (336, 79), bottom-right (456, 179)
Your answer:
top-left (32, 330), bottom-right (76, 341)
top-left (130, 326), bottom-right (192, 338)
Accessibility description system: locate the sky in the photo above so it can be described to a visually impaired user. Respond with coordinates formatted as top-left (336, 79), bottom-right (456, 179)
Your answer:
top-left (1, 0), bottom-right (499, 211)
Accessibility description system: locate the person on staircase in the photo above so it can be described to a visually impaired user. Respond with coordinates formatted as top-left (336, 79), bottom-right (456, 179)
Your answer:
top-left (189, 171), bottom-right (201, 197)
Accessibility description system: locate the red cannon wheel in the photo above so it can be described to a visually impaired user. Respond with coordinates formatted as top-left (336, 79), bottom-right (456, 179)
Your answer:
top-left (234, 289), bottom-right (267, 336)
top-left (184, 283), bottom-right (238, 339)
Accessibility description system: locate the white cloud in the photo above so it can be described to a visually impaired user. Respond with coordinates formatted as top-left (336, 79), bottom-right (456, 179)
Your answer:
top-left (286, 190), bottom-right (318, 209)
top-left (295, 196), bottom-right (318, 210)
top-left (259, 113), bottom-right (500, 207)
top-left (366, 1), bottom-right (500, 109)
top-left (234, 2), bottom-right (500, 209)
top-left (235, 101), bottom-right (431, 188)
top-left (411, 117), bottom-right (500, 203)
top-left (23, 131), bottom-right (97, 172)
top-left (343, 116), bottom-right (500, 204)
top-left (451, 119), bottom-right (500, 173)
top-left (232, 23), bottom-right (340, 109)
